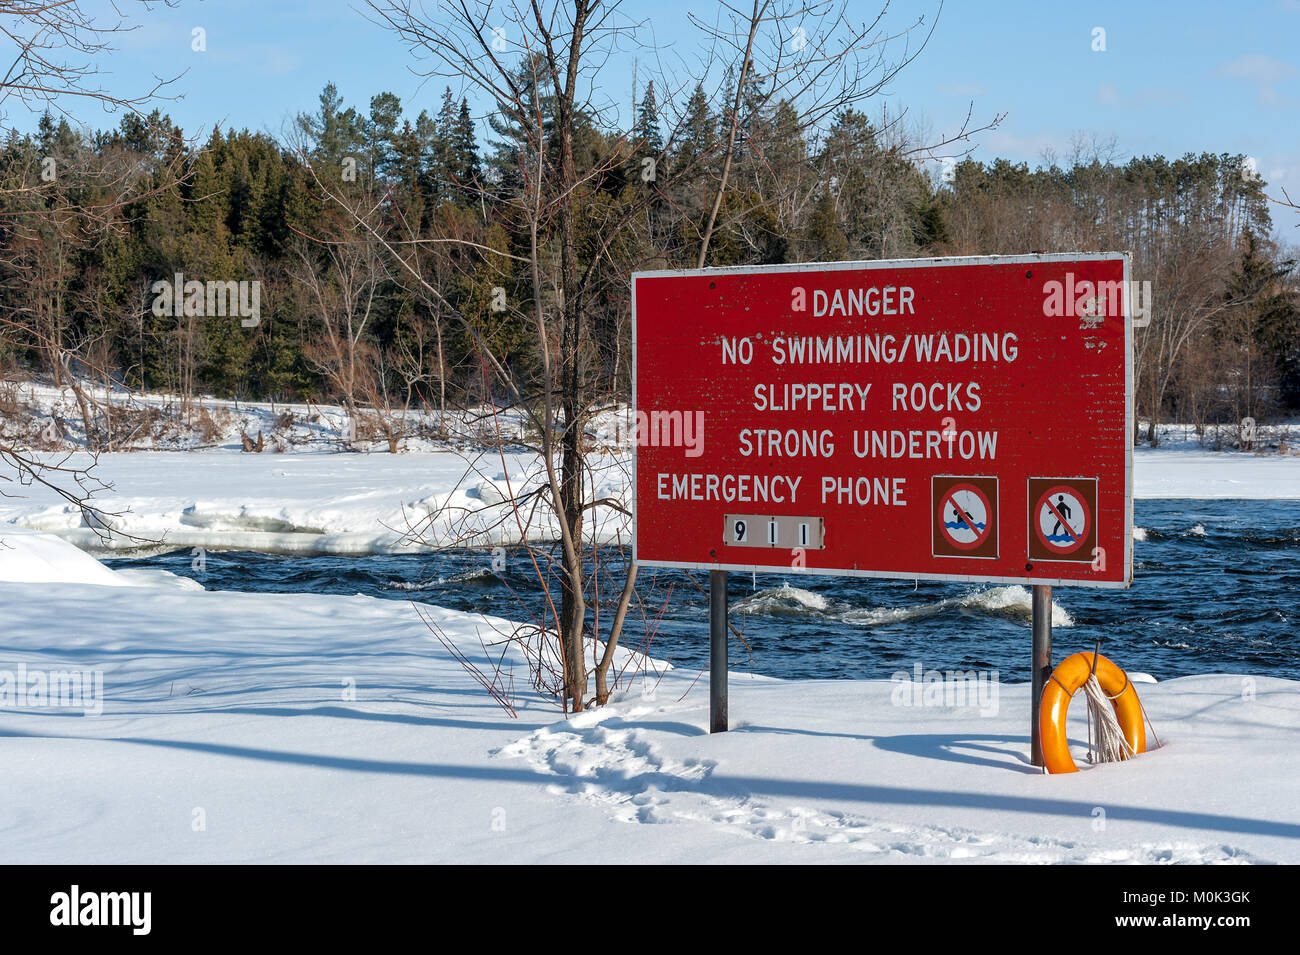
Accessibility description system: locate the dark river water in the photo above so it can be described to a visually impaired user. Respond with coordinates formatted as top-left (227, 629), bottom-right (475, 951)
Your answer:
top-left (106, 500), bottom-right (1299, 683)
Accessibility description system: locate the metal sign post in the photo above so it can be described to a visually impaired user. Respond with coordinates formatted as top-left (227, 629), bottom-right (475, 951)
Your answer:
top-left (710, 570), bottom-right (728, 733)
top-left (1030, 584), bottom-right (1053, 767)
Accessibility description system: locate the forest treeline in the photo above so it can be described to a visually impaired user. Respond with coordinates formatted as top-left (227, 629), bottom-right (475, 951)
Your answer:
top-left (1, 79), bottom-right (1296, 444)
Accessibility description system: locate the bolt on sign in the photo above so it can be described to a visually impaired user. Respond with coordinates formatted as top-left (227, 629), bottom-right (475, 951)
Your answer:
top-left (632, 253), bottom-right (1133, 588)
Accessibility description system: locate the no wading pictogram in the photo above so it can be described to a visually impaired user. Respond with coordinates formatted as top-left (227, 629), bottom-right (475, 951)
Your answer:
top-left (1027, 477), bottom-right (1097, 563)
top-left (932, 476), bottom-right (998, 559)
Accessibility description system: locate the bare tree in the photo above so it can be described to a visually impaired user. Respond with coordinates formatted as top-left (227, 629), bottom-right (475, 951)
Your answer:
top-left (344, 0), bottom-right (997, 712)
top-left (288, 214), bottom-right (386, 440)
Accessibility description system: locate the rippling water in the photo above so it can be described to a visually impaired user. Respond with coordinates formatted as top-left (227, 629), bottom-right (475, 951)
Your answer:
top-left (107, 500), bottom-right (1299, 683)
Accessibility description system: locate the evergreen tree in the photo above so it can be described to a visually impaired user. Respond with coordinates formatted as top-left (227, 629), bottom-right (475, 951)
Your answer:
top-left (1224, 233), bottom-right (1300, 412)
top-left (295, 82), bottom-right (364, 170)
top-left (635, 81), bottom-right (663, 157)
top-left (675, 83), bottom-right (715, 171)
top-left (432, 87), bottom-right (459, 195)
top-left (486, 57), bottom-right (547, 194)
top-left (452, 99), bottom-right (481, 193)
top-left (803, 187), bottom-right (847, 261)
top-left (366, 92), bottom-right (403, 180)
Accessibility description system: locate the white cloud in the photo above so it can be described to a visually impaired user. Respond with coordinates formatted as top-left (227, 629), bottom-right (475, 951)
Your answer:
top-left (1096, 84), bottom-right (1190, 109)
top-left (1216, 54), bottom-right (1297, 104)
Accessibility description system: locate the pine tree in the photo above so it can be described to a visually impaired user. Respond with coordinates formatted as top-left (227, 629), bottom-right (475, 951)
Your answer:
top-left (431, 87), bottom-right (458, 196)
top-left (803, 187), bottom-right (847, 261)
top-left (452, 99), bottom-right (481, 194)
top-left (295, 83), bottom-right (363, 171)
top-left (635, 81), bottom-right (663, 157)
top-left (366, 92), bottom-right (403, 180)
top-left (486, 56), bottom-right (549, 194)
top-left (1224, 233), bottom-right (1300, 414)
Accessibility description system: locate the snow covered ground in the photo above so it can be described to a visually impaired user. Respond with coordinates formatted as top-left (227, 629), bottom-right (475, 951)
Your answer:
top-left (2, 530), bottom-right (1297, 864)
top-left (0, 444), bottom-right (1292, 557)
top-left (1131, 448), bottom-right (1300, 500)
top-left (2, 380), bottom-right (1295, 554)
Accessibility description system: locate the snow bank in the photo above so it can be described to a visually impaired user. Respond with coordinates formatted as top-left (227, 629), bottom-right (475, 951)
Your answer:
top-left (0, 526), bottom-right (130, 587)
top-left (1, 380), bottom-right (541, 454)
top-left (0, 444), bottom-right (1294, 557)
top-left (0, 525), bottom-right (203, 590)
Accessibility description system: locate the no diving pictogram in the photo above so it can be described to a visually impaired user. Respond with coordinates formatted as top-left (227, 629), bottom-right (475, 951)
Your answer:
top-left (1028, 478), bottom-right (1097, 563)
top-left (932, 476), bottom-right (998, 559)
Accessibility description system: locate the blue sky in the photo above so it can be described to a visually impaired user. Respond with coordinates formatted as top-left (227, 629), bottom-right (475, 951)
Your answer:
top-left (33, 0), bottom-right (1300, 232)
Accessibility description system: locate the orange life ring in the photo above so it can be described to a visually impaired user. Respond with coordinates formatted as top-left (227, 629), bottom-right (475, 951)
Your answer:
top-left (1039, 651), bottom-right (1145, 774)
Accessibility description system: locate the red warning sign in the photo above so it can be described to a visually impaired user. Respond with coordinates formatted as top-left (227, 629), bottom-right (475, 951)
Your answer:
top-left (1028, 478), bottom-right (1097, 562)
top-left (633, 253), bottom-right (1133, 588)
top-left (933, 476), bottom-right (998, 558)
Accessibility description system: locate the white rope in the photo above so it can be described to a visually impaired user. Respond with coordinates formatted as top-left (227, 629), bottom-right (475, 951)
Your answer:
top-left (1083, 673), bottom-right (1136, 764)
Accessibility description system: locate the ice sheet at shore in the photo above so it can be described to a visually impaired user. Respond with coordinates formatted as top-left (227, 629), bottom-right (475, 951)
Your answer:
top-left (1132, 448), bottom-right (1300, 499)
top-left (1, 450), bottom-right (628, 554)
top-left (0, 446), bottom-right (1295, 555)
top-left (0, 531), bottom-right (1297, 864)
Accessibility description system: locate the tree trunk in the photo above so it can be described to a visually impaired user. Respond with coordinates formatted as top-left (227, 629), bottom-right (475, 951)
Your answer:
top-left (554, 0), bottom-right (593, 711)
top-left (596, 562), bottom-right (636, 704)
